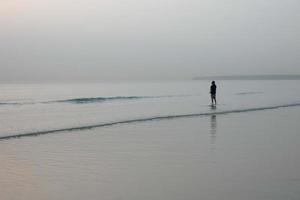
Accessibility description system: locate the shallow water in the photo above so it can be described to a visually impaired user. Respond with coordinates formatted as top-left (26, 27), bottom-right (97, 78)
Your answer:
top-left (0, 106), bottom-right (299, 200)
top-left (0, 80), bottom-right (300, 138)
top-left (0, 80), bottom-right (300, 200)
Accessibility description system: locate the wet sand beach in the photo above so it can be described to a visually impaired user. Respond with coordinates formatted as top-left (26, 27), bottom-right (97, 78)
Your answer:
top-left (0, 106), bottom-right (299, 200)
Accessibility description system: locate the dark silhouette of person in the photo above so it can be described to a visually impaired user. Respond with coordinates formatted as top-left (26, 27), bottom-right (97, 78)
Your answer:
top-left (210, 81), bottom-right (217, 105)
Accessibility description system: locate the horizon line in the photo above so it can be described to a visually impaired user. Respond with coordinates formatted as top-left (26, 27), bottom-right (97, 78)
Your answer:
top-left (193, 74), bottom-right (300, 80)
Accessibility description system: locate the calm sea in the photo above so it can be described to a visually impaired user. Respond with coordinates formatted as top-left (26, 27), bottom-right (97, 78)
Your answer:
top-left (0, 80), bottom-right (299, 139)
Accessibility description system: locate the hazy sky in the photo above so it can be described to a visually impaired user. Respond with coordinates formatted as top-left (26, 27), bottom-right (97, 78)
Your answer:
top-left (1, 0), bottom-right (299, 82)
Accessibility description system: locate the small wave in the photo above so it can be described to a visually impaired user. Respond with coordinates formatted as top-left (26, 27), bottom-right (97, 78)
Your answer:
top-left (1, 102), bottom-right (300, 141)
top-left (51, 94), bottom-right (195, 104)
top-left (53, 96), bottom-right (142, 104)
top-left (53, 96), bottom-right (159, 104)
top-left (235, 91), bottom-right (264, 95)
top-left (0, 102), bottom-right (20, 105)
top-left (0, 94), bottom-right (193, 106)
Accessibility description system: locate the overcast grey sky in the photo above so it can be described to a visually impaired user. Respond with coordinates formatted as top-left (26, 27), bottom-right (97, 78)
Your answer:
top-left (1, 0), bottom-right (299, 82)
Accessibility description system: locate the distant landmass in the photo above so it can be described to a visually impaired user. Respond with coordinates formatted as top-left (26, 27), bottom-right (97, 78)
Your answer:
top-left (193, 75), bottom-right (300, 80)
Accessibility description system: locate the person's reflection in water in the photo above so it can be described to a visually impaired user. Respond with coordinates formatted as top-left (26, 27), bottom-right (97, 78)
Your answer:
top-left (210, 106), bottom-right (217, 151)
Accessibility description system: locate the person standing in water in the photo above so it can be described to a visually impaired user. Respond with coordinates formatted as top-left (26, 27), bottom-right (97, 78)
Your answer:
top-left (210, 81), bottom-right (217, 105)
